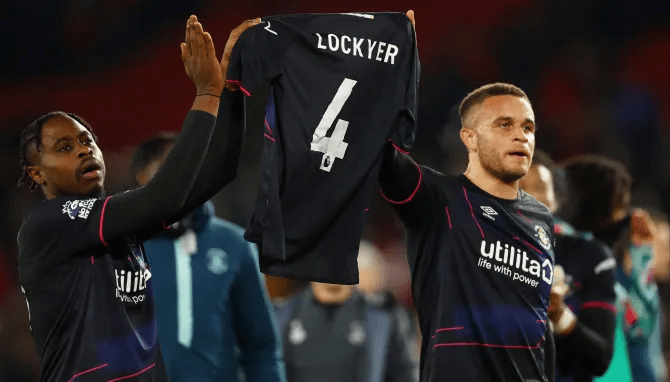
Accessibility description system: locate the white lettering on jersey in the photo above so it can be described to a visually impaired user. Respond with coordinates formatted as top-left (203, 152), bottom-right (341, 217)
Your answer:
top-left (594, 257), bottom-right (617, 275)
top-left (479, 239), bottom-right (553, 288)
top-left (263, 21), bottom-right (277, 35)
top-left (115, 268), bottom-right (152, 304)
top-left (310, 78), bottom-right (357, 172)
top-left (342, 12), bottom-right (375, 19)
top-left (316, 34), bottom-right (398, 65)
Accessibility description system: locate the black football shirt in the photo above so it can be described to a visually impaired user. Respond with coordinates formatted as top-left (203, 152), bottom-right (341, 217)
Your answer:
top-left (382, 158), bottom-right (556, 381)
top-left (226, 12), bottom-right (420, 284)
top-left (18, 197), bottom-right (167, 382)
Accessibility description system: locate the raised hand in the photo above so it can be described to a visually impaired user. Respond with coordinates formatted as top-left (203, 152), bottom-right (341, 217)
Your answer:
top-left (181, 15), bottom-right (224, 96)
top-left (220, 18), bottom-right (261, 91)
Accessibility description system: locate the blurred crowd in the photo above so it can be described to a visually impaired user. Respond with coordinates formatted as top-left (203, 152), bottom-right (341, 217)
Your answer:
top-left (2, 0), bottom-right (670, 381)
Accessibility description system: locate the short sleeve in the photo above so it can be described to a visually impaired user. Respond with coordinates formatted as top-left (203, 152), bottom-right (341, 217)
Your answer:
top-left (18, 197), bottom-right (109, 270)
top-left (226, 19), bottom-right (292, 96)
top-left (389, 19), bottom-right (420, 151)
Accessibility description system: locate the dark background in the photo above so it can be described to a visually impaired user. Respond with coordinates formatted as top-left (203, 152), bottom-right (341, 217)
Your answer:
top-left (1, 0), bottom-right (669, 379)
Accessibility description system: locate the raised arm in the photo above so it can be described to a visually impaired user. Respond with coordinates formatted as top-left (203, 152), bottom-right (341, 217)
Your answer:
top-left (100, 16), bottom-right (223, 244)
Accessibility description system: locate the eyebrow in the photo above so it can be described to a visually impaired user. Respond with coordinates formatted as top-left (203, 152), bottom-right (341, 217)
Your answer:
top-left (493, 116), bottom-right (536, 127)
top-left (50, 132), bottom-right (91, 149)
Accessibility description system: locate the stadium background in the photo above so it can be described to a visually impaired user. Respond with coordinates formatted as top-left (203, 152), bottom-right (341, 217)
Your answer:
top-left (1, 0), bottom-right (669, 379)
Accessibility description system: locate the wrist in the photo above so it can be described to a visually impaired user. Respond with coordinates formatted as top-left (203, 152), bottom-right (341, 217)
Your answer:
top-left (196, 85), bottom-right (223, 97)
top-left (552, 308), bottom-right (577, 336)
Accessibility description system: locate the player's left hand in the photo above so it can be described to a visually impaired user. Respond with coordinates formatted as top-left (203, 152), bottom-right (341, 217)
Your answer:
top-left (548, 265), bottom-right (577, 335)
top-left (221, 18), bottom-right (261, 91)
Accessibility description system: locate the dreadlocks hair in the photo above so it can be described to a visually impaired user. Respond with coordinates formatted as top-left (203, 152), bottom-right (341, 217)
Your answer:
top-left (560, 155), bottom-right (633, 232)
top-left (17, 111), bottom-right (97, 191)
top-left (129, 133), bottom-right (178, 188)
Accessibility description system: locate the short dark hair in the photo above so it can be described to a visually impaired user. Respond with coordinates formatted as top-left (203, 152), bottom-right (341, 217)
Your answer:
top-left (129, 133), bottom-right (177, 187)
top-left (459, 83), bottom-right (531, 127)
top-left (17, 111), bottom-right (96, 191)
top-left (560, 155), bottom-right (633, 231)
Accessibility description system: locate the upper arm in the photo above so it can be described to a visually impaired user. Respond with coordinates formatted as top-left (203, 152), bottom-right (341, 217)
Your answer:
top-left (20, 197), bottom-right (108, 269)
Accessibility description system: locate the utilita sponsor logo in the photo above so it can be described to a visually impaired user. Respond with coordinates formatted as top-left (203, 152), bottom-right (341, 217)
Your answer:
top-left (115, 269), bottom-right (151, 304)
top-left (478, 240), bottom-right (553, 288)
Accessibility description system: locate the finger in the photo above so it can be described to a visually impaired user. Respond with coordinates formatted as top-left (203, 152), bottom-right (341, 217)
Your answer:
top-left (406, 10), bottom-right (415, 28)
top-left (232, 17), bottom-right (261, 39)
top-left (180, 43), bottom-right (186, 63)
top-left (195, 22), bottom-right (206, 56)
top-left (189, 17), bottom-right (198, 56)
top-left (203, 32), bottom-right (216, 60)
top-left (183, 19), bottom-right (192, 57)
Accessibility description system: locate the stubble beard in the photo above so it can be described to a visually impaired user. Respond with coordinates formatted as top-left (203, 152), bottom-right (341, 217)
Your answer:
top-left (478, 142), bottom-right (527, 183)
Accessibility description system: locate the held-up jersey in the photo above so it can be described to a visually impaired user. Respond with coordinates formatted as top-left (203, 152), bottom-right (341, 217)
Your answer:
top-left (17, 197), bottom-right (166, 382)
top-left (227, 12), bottom-right (420, 284)
top-left (383, 162), bottom-right (556, 381)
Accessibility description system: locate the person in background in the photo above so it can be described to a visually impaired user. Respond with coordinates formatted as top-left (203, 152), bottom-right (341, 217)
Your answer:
top-left (273, 245), bottom-right (419, 382)
top-left (648, 210), bottom-right (670, 379)
top-left (562, 155), bottom-right (661, 382)
top-left (519, 149), bottom-right (617, 382)
top-left (130, 134), bottom-right (286, 382)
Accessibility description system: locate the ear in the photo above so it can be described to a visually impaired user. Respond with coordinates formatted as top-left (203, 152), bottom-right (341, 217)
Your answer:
top-left (460, 127), bottom-right (477, 152)
top-left (26, 165), bottom-right (46, 186)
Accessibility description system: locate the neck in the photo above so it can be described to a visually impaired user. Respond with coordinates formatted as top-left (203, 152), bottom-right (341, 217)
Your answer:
top-left (463, 162), bottom-right (519, 200)
top-left (311, 283), bottom-right (354, 305)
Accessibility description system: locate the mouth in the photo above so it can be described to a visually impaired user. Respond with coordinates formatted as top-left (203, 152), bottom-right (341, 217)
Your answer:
top-left (80, 161), bottom-right (102, 180)
top-left (508, 150), bottom-right (529, 159)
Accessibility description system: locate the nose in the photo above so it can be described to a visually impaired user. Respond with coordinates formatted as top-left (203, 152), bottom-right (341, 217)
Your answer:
top-left (512, 125), bottom-right (529, 142)
top-left (77, 143), bottom-right (93, 158)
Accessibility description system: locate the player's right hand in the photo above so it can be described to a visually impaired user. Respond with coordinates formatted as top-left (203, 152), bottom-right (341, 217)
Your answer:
top-left (181, 15), bottom-right (224, 96)
top-left (221, 18), bottom-right (261, 91)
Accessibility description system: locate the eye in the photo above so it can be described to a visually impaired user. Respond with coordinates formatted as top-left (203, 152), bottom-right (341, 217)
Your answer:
top-left (523, 125), bottom-right (534, 132)
top-left (82, 138), bottom-right (93, 145)
top-left (499, 122), bottom-right (510, 129)
top-left (58, 145), bottom-right (72, 152)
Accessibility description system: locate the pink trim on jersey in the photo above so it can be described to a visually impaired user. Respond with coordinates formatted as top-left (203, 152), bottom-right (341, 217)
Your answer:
top-left (391, 142), bottom-right (410, 154)
top-left (537, 320), bottom-right (546, 323)
top-left (264, 133), bottom-right (276, 142)
top-left (581, 301), bottom-right (616, 313)
top-left (90, 256), bottom-right (95, 264)
top-left (264, 119), bottom-right (273, 134)
top-left (68, 363), bottom-right (108, 382)
top-left (517, 210), bottom-right (532, 223)
top-left (522, 239), bottom-right (542, 254)
top-left (434, 338), bottom-right (544, 350)
top-left (435, 326), bottom-right (464, 333)
top-left (98, 196), bottom-right (112, 246)
top-left (380, 162), bottom-right (422, 204)
top-left (161, 220), bottom-right (170, 230)
top-left (462, 188), bottom-right (485, 238)
top-left (107, 363), bottom-right (155, 382)
top-left (365, 208), bottom-right (369, 211)
top-left (225, 80), bottom-right (251, 96)
top-left (445, 206), bottom-right (452, 229)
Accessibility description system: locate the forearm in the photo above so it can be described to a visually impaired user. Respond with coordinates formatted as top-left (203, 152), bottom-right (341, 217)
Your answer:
top-left (555, 309), bottom-right (615, 376)
top-left (101, 110), bottom-right (216, 241)
top-left (379, 143), bottom-right (421, 203)
top-left (174, 89), bottom-right (245, 219)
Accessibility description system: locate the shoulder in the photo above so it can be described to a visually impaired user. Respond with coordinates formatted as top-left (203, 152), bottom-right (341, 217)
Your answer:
top-left (558, 233), bottom-right (615, 270)
top-left (20, 197), bottom-right (101, 238)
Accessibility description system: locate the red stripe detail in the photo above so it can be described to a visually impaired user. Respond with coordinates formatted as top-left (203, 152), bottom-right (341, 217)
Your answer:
top-left (99, 196), bottom-right (112, 246)
top-left (380, 162), bottom-right (422, 204)
top-left (68, 363), bottom-right (108, 382)
top-left (537, 320), bottom-right (546, 323)
top-left (225, 80), bottom-right (251, 96)
top-left (90, 256), bottom-right (95, 264)
top-left (517, 210), bottom-right (532, 223)
top-left (107, 363), bottom-right (155, 382)
top-left (445, 206), bottom-right (452, 229)
top-left (161, 220), bottom-right (170, 230)
top-left (364, 208), bottom-right (369, 211)
top-left (582, 301), bottom-right (616, 313)
top-left (434, 338), bottom-right (544, 350)
top-left (264, 133), bottom-right (276, 142)
top-left (521, 239), bottom-right (543, 254)
top-left (435, 326), bottom-right (464, 333)
top-left (264, 119), bottom-right (273, 134)
top-left (463, 188), bottom-right (485, 238)
top-left (391, 142), bottom-right (410, 154)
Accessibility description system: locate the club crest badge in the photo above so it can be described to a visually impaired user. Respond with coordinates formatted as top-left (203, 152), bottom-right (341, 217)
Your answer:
top-left (534, 225), bottom-right (552, 252)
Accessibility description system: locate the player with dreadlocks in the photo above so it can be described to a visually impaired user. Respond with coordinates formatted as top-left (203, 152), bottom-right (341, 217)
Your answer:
top-left (15, 16), bottom-right (258, 381)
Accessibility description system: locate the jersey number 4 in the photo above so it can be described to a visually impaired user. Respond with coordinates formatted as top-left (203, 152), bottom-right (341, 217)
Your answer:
top-left (310, 78), bottom-right (357, 172)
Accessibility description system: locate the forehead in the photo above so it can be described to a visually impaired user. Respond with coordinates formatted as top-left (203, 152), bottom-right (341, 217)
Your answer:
top-left (41, 115), bottom-right (89, 144)
top-left (477, 95), bottom-right (534, 121)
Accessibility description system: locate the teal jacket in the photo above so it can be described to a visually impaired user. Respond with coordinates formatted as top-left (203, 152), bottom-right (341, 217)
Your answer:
top-left (144, 202), bottom-right (286, 382)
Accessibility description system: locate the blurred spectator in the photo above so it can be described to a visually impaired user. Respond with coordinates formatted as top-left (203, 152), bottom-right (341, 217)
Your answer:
top-left (562, 156), bottom-right (662, 382)
top-left (519, 150), bottom-right (617, 381)
top-left (274, 244), bottom-right (420, 382)
top-left (649, 210), bottom-right (670, 381)
top-left (0, 287), bottom-right (40, 382)
top-left (131, 134), bottom-right (286, 382)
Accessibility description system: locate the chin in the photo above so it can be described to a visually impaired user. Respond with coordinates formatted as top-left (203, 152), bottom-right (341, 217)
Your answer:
top-left (500, 168), bottom-right (528, 183)
top-left (86, 183), bottom-right (106, 198)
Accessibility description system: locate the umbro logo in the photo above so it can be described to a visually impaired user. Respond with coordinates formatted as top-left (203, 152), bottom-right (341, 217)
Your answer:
top-left (481, 206), bottom-right (498, 221)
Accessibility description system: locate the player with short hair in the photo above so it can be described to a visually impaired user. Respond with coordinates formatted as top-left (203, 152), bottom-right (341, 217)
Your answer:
top-left (379, 16), bottom-right (556, 377)
top-left (16, 16), bottom-right (258, 381)
top-left (519, 150), bottom-right (617, 381)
